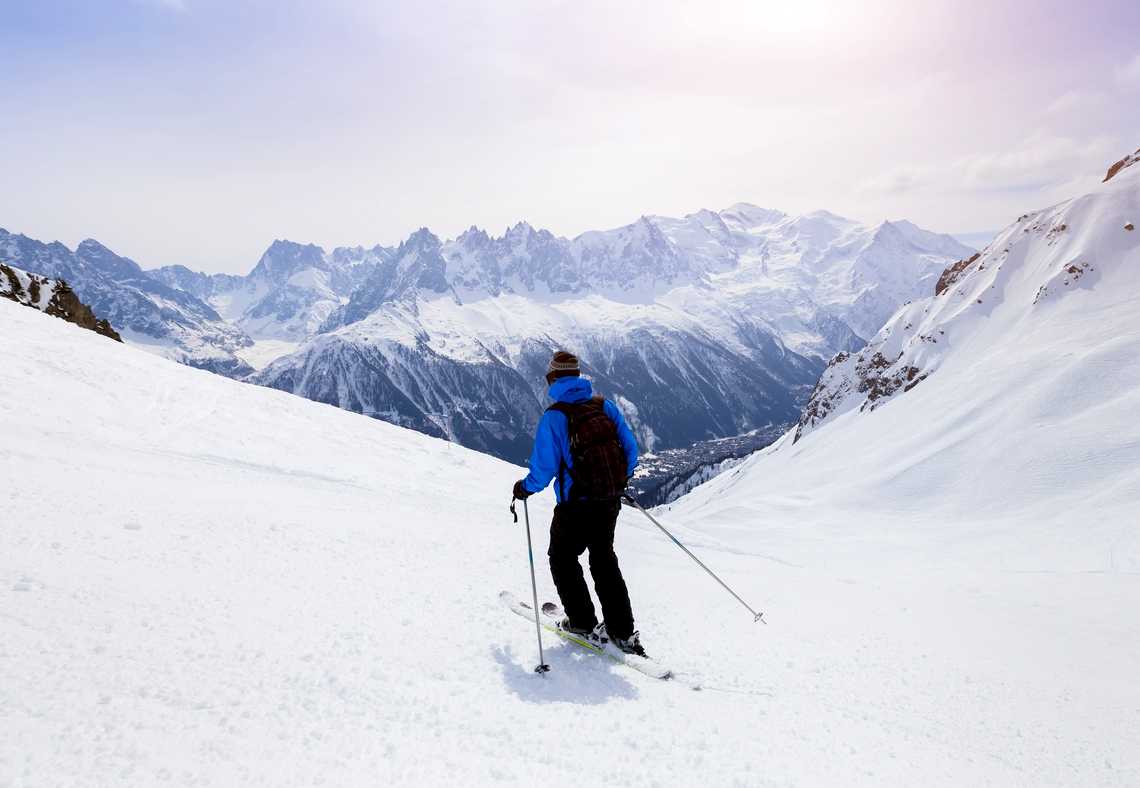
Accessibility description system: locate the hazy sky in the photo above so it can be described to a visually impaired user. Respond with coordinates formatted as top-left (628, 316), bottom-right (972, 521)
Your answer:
top-left (3, 0), bottom-right (1139, 273)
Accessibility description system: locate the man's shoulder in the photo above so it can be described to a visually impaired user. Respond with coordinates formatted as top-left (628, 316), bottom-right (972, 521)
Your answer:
top-left (546, 396), bottom-right (606, 412)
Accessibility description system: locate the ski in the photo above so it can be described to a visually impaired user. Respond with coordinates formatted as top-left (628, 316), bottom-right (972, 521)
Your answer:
top-left (537, 600), bottom-right (675, 681)
top-left (500, 591), bottom-right (681, 684)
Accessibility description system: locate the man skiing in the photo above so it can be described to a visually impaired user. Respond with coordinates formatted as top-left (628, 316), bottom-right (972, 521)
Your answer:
top-left (511, 350), bottom-right (645, 656)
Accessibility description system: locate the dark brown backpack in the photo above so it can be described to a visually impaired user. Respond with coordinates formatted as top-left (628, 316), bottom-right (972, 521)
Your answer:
top-left (547, 397), bottom-right (629, 500)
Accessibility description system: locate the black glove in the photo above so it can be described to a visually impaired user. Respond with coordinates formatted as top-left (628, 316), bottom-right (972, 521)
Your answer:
top-left (512, 479), bottom-right (531, 500)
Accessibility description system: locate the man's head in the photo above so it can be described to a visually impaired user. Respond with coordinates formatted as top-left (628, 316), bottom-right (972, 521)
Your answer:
top-left (545, 350), bottom-right (580, 386)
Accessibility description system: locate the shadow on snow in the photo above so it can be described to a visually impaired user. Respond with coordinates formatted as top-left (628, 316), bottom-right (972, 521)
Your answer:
top-left (492, 643), bottom-right (639, 704)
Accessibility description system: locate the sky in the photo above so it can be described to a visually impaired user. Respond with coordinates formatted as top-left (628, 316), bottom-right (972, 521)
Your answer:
top-left (2, 0), bottom-right (1139, 274)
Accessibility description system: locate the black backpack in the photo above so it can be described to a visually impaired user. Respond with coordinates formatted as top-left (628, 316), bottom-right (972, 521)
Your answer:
top-left (547, 397), bottom-right (629, 500)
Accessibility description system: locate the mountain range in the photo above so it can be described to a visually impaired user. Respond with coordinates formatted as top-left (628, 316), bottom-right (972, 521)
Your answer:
top-left (0, 204), bottom-right (974, 462)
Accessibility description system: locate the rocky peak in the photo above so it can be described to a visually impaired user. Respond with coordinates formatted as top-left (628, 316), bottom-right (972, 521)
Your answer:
top-left (401, 227), bottom-right (442, 253)
top-left (75, 238), bottom-right (146, 281)
top-left (250, 240), bottom-right (328, 282)
top-left (456, 225), bottom-right (491, 249)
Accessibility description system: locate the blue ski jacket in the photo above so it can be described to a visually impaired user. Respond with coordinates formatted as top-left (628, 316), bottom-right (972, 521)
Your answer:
top-left (521, 376), bottom-right (639, 504)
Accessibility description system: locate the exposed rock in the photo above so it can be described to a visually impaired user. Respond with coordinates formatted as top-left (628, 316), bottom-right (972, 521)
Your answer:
top-left (1033, 261), bottom-right (1095, 305)
top-left (1, 263), bottom-right (122, 341)
top-left (1126, 223), bottom-right (1135, 232)
top-left (935, 253), bottom-right (980, 296)
top-left (1103, 147), bottom-right (1140, 183)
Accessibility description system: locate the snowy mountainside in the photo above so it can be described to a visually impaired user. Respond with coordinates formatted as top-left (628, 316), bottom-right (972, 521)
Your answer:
top-left (649, 155), bottom-right (1140, 784)
top-left (254, 295), bottom-right (821, 459)
top-left (0, 229), bottom-right (251, 375)
top-left (150, 240), bottom-right (390, 343)
top-left (0, 262), bottom-right (121, 341)
top-left (4, 267), bottom-right (1137, 785)
top-left (251, 206), bottom-right (971, 461)
top-left (667, 148), bottom-right (1140, 576)
top-left (145, 264), bottom-right (244, 303)
top-left (795, 148), bottom-right (1140, 441)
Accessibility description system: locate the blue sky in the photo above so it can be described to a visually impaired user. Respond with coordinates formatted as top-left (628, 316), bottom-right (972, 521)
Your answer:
top-left (3, 0), bottom-right (1139, 273)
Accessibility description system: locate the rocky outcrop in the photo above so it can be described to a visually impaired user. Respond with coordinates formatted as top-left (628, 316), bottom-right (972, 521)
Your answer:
top-left (794, 349), bottom-right (926, 441)
top-left (935, 253), bottom-right (980, 296)
top-left (794, 147), bottom-right (1140, 444)
top-left (1103, 147), bottom-right (1140, 183)
top-left (1, 263), bottom-right (122, 341)
top-left (0, 229), bottom-right (251, 373)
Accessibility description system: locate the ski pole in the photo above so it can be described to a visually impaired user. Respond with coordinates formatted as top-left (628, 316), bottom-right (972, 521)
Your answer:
top-left (511, 496), bottom-right (551, 674)
top-left (621, 494), bottom-right (765, 624)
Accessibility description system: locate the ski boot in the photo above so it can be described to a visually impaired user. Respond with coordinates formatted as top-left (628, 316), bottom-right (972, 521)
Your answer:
top-left (558, 617), bottom-right (595, 637)
top-left (609, 630), bottom-right (647, 658)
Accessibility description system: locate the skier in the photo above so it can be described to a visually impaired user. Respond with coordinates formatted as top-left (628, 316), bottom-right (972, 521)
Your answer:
top-left (511, 350), bottom-right (645, 657)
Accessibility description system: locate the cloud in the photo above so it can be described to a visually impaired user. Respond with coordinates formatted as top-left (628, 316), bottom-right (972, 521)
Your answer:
top-left (1045, 90), bottom-right (1108, 116)
top-left (861, 136), bottom-right (1118, 197)
top-left (1117, 52), bottom-right (1140, 88)
top-left (860, 168), bottom-right (927, 196)
top-left (955, 135), bottom-right (1116, 191)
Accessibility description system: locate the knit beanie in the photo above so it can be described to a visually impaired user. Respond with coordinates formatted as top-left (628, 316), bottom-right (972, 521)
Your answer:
top-left (545, 350), bottom-right (581, 384)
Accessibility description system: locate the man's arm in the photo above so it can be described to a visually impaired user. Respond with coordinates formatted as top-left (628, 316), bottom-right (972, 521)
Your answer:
top-left (521, 410), bottom-right (564, 494)
top-left (604, 399), bottom-right (640, 477)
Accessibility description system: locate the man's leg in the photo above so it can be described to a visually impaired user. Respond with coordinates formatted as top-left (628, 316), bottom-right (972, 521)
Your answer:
top-left (547, 503), bottom-right (598, 629)
top-left (586, 499), bottom-right (635, 640)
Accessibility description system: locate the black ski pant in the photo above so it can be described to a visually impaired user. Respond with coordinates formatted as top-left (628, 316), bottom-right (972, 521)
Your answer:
top-left (547, 498), bottom-right (635, 640)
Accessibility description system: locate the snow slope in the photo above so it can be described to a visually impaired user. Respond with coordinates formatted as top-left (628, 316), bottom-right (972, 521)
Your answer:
top-left (4, 275), bottom-right (1137, 784)
top-left (660, 158), bottom-right (1140, 781)
top-left (796, 153), bottom-right (1140, 444)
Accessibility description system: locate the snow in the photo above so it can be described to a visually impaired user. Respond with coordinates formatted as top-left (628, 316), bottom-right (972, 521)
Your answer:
top-left (5, 245), bottom-right (1139, 785)
top-left (660, 161), bottom-right (1140, 782)
top-left (1, 264), bottom-right (58, 310)
top-left (234, 339), bottom-right (303, 370)
top-left (320, 206), bottom-right (962, 374)
top-left (207, 279), bottom-right (267, 323)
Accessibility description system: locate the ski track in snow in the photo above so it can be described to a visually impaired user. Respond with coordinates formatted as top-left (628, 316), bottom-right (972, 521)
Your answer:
top-left (1, 300), bottom-right (1138, 786)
